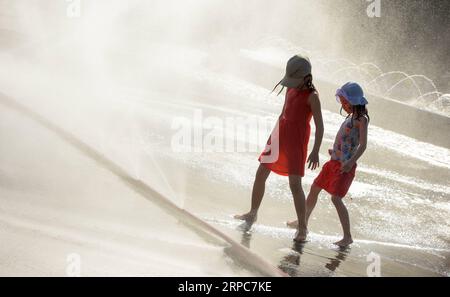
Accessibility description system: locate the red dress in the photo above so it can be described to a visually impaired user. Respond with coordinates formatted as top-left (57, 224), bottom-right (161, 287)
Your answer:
top-left (258, 88), bottom-right (313, 176)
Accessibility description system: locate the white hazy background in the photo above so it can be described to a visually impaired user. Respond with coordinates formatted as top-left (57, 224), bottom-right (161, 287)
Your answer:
top-left (0, 0), bottom-right (449, 276)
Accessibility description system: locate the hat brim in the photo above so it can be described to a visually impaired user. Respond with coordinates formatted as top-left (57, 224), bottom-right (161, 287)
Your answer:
top-left (336, 88), bottom-right (369, 105)
top-left (335, 88), bottom-right (345, 103)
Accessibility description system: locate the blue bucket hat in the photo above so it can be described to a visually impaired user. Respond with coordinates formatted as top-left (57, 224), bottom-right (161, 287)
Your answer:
top-left (335, 82), bottom-right (368, 105)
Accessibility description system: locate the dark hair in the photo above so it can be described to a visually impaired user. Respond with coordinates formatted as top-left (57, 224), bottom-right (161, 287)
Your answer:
top-left (304, 74), bottom-right (317, 92)
top-left (340, 105), bottom-right (370, 127)
top-left (271, 74), bottom-right (316, 96)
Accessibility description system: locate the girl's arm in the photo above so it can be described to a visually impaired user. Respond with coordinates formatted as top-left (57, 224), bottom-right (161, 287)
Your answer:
top-left (341, 117), bottom-right (368, 173)
top-left (307, 92), bottom-right (324, 170)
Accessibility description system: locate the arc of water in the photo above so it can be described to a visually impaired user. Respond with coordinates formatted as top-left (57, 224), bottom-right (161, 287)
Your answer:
top-left (253, 38), bottom-right (448, 115)
top-left (438, 94), bottom-right (450, 99)
top-left (366, 71), bottom-right (408, 86)
top-left (384, 74), bottom-right (440, 99)
top-left (366, 71), bottom-right (423, 98)
top-left (359, 62), bottom-right (384, 76)
top-left (434, 94), bottom-right (450, 108)
top-left (415, 91), bottom-right (443, 102)
top-left (358, 63), bottom-right (385, 93)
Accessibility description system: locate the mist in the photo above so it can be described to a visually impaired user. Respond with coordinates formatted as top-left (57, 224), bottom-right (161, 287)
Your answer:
top-left (0, 0), bottom-right (449, 276)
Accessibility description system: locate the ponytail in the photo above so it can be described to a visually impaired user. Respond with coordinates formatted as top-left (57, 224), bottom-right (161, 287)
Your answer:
top-left (304, 74), bottom-right (316, 92)
top-left (271, 80), bottom-right (285, 96)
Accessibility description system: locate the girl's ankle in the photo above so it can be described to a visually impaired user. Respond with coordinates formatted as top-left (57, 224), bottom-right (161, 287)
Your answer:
top-left (298, 221), bottom-right (307, 230)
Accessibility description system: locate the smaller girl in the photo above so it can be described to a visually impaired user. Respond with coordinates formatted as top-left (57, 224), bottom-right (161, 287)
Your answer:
top-left (288, 82), bottom-right (369, 247)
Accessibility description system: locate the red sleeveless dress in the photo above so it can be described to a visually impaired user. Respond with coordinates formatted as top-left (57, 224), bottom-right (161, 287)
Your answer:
top-left (258, 88), bottom-right (313, 176)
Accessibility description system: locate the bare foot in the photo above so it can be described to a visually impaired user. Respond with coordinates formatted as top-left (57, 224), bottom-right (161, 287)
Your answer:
top-left (234, 211), bottom-right (257, 224)
top-left (293, 228), bottom-right (308, 242)
top-left (286, 220), bottom-right (298, 229)
top-left (333, 237), bottom-right (353, 247)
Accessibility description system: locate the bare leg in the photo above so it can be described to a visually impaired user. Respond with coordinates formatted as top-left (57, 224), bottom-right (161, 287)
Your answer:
top-left (234, 164), bottom-right (270, 224)
top-left (331, 196), bottom-right (353, 247)
top-left (287, 184), bottom-right (322, 228)
top-left (306, 185), bottom-right (321, 225)
top-left (289, 175), bottom-right (307, 242)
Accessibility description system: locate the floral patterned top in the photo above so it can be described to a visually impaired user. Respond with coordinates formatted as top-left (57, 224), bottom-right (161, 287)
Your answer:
top-left (331, 117), bottom-right (364, 163)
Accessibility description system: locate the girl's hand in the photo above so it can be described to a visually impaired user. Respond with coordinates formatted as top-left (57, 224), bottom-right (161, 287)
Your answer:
top-left (307, 151), bottom-right (320, 170)
top-left (340, 160), bottom-right (355, 173)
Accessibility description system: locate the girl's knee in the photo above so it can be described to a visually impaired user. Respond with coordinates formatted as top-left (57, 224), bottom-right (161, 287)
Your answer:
top-left (331, 196), bottom-right (343, 205)
top-left (289, 183), bottom-right (302, 193)
top-left (310, 184), bottom-right (322, 195)
top-left (256, 165), bottom-right (270, 181)
top-left (288, 176), bottom-right (303, 192)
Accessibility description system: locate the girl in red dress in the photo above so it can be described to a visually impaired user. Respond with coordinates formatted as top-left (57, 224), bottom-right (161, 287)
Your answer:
top-left (235, 55), bottom-right (324, 242)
